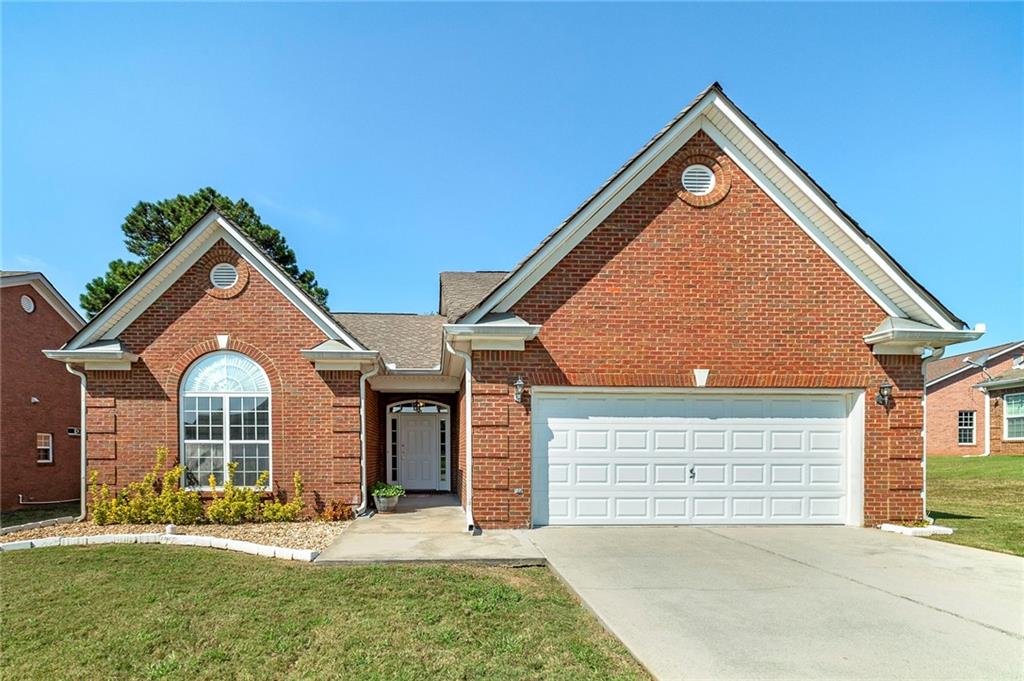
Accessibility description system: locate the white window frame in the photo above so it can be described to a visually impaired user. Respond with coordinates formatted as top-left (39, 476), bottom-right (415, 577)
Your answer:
top-left (179, 353), bottom-right (272, 490)
top-left (956, 410), bottom-right (976, 446)
top-left (1003, 392), bottom-right (1024, 442)
top-left (385, 399), bottom-right (451, 492)
top-left (36, 433), bottom-right (53, 463)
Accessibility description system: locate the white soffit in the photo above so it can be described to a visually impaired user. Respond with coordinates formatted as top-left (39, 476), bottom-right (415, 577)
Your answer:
top-left (66, 212), bottom-right (364, 351)
top-left (464, 89), bottom-right (961, 332)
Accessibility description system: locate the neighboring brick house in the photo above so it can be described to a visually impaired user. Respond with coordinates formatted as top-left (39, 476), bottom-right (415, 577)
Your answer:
top-left (925, 341), bottom-right (1024, 456)
top-left (1, 271), bottom-right (85, 511)
top-left (46, 83), bottom-right (983, 529)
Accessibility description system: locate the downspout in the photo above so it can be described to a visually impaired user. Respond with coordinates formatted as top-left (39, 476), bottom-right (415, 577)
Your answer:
top-left (920, 347), bottom-right (945, 524)
top-left (356, 363), bottom-right (380, 516)
top-left (983, 388), bottom-right (991, 456)
top-left (445, 340), bottom-right (475, 532)
top-left (65, 364), bottom-right (88, 522)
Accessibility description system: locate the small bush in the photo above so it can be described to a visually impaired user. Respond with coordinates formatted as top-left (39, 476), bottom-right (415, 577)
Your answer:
top-left (88, 448), bottom-right (203, 525)
top-left (205, 463), bottom-right (266, 524)
top-left (370, 482), bottom-right (405, 498)
top-left (318, 499), bottom-right (356, 522)
top-left (261, 471), bottom-right (305, 522)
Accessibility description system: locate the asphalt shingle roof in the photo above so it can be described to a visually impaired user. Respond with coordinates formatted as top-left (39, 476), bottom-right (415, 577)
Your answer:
top-left (925, 340), bottom-right (1024, 384)
top-left (439, 271), bottom-right (508, 322)
top-left (331, 313), bottom-right (446, 369)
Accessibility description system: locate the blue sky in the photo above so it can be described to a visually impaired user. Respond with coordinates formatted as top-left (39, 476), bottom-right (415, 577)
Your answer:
top-left (3, 2), bottom-right (1021, 352)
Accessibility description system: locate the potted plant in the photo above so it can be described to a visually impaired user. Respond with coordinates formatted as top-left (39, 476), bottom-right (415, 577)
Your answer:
top-left (370, 482), bottom-right (405, 513)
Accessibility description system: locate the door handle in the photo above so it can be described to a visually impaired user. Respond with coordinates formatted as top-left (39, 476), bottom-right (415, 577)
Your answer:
top-left (689, 465), bottom-right (695, 481)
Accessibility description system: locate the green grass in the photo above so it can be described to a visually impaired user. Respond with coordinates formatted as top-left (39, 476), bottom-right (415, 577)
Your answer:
top-left (926, 455), bottom-right (1024, 556)
top-left (0, 502), bottom-right (79, 528)
top-left (0, 545), bottom-right (647, 680)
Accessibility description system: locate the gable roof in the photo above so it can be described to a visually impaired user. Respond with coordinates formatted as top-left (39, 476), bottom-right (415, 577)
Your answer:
top-left (457, 82), bottom-right (968, 333)
top-left (332, 313), bottom-right (445, 370)
top-left (1, 270), bottom-right (85, 330)
top-left (439, 271), bottom-right (508, 322)
top-left (62, 209), bottom-right (364, 352)
top-left (925, 340), bottom-right (1024, 386)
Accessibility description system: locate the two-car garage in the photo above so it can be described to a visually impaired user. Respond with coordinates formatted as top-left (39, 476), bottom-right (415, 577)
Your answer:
top-left (531, 389), bottom-right (864, 526)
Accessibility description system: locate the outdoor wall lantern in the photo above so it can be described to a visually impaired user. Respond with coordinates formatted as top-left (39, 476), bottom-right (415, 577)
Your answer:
top-left (875, 382), bottom-right (893, 409)
top-left (513, 375), bottom-right (526, 404)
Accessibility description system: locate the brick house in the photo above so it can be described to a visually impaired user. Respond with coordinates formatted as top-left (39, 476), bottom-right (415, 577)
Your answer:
top-left (1, 271), bottom-right (85, 511)
top-left (46, 84), bottom-right (984, 529)
top-left (925, 341), bottom-right (1024, 456)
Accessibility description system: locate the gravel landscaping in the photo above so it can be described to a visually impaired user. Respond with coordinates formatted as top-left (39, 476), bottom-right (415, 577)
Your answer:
top-left (1, 520), bottom-right (347, 551)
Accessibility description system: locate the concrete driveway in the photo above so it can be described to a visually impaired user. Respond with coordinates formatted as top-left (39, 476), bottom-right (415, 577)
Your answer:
top-left (530, 526), bottom-right (1023, 681)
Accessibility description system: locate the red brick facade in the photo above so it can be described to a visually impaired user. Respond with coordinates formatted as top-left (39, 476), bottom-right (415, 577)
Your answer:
top-left (1, 283), bottom-right (82, 511)
top-left (465, 131), bottom-right (927, 528)
top-left (986, 387), bottom-right (1024, 456)
top-left (80, 241), bottom-right (364, 514)
top-left (925, 353), bottom-right (1021, 456)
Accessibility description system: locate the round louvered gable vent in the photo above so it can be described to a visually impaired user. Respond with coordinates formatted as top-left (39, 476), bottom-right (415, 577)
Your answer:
top-left (681, 164), bottom-right (716, 196)
top-left (20, 295), bottom-right (35, 313)
top-left (210, 263), bottom-right (239, 289)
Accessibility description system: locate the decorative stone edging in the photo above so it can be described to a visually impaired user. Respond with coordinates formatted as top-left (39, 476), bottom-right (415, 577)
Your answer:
top-left (0, 532), bottom-right (319, 562)
top-left (880, 523), bottom-right (955, 537)
top-left (0, 515), bottom-right (76, 536)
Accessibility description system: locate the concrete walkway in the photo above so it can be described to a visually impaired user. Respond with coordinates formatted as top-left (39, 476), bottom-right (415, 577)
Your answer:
top-left (531, 526), bottom-right (1024, 681)
top-left (315, 495), bottom-right (544, 566)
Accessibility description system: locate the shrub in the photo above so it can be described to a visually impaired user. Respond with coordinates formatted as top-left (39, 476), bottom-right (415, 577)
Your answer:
top-left (261, 471), bottom-right (305, 522)
top-left (88, 448), bottom-right (203, 525)
top-left (317, 499), bottom-right (356, 522)
top-left (205, 463), bottom-right (266, 524)
top-left (370, 482), bottom-right (405, 498)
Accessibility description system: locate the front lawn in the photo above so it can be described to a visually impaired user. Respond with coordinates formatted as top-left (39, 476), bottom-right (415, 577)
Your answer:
top-left (0, 501), bottom-right (79, 528)
top-left (0, 545), bottom-right (647, 680)
top-left (926, 455), bottom-right (1024, 556)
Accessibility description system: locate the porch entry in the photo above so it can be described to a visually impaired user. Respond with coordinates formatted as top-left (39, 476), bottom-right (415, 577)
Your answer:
top-left (386, 400), bottom-right (451, 491)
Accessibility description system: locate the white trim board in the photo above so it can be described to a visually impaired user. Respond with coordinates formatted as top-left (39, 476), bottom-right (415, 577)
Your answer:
top-left (460, 87), bottom-right (963, 332)
top-left (65, 212), bottom-right (363, 351)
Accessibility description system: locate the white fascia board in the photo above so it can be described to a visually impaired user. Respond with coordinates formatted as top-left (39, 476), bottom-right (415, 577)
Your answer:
top-left (865, 327), bottom-right (983, 355)
top-left (43, 347), bottom-right (139, 371)
top-left (707, 95), bottom-right (959, 331)
top-left (462, 90), bottom-right (961, 332)
top-left (699, 120), bottom-right (904, 318)
top-left (461, 100), bottom-right (714, 323)
top-left (976, 376), bottom-right (1024, 391)
top-left (71, 214), bottom-right (362, 351)
top-left (443, 321), bottom-right (541, 351)
top-left (925, 341), bottom-right (1024, 387)
top-left (1, 273), bottom-right (86, 330)
top-left (301, 348), bottom-right (378, 372)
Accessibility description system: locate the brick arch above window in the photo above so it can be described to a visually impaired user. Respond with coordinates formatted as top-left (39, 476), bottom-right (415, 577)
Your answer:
top-left (168, 338), bottom-right (281, 395)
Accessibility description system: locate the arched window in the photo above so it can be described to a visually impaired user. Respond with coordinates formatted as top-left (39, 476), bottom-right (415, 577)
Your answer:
top-left (180, 351), bottom-right (271, 488)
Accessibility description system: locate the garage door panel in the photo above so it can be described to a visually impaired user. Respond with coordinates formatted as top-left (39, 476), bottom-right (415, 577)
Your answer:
top-left (533, 392), bottom-right (854, 526)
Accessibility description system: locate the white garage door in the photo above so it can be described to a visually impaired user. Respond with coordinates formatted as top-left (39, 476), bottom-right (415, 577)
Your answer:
top-left (532, 391), bottom-right (860, 526)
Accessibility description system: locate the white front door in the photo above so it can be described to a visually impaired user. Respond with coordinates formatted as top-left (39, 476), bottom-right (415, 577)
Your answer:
top-left (398, 413), bottom-right (440, 490)
top-left (532, 390), bottom-right (862, 526)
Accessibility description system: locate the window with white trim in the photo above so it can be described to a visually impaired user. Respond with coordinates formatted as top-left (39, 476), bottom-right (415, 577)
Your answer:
top-left (181, 351), bottom-right (271, 488)
top-left (1005, 393), bottom-right (1024, 441)
top-left (957, 410), bottom-right (975, 445)
top-left (36, 433), bottom-right (53, 463)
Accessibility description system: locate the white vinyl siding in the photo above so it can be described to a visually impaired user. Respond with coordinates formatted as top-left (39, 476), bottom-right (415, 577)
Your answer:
top-left (532, 390), bottom-right (860, 526)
